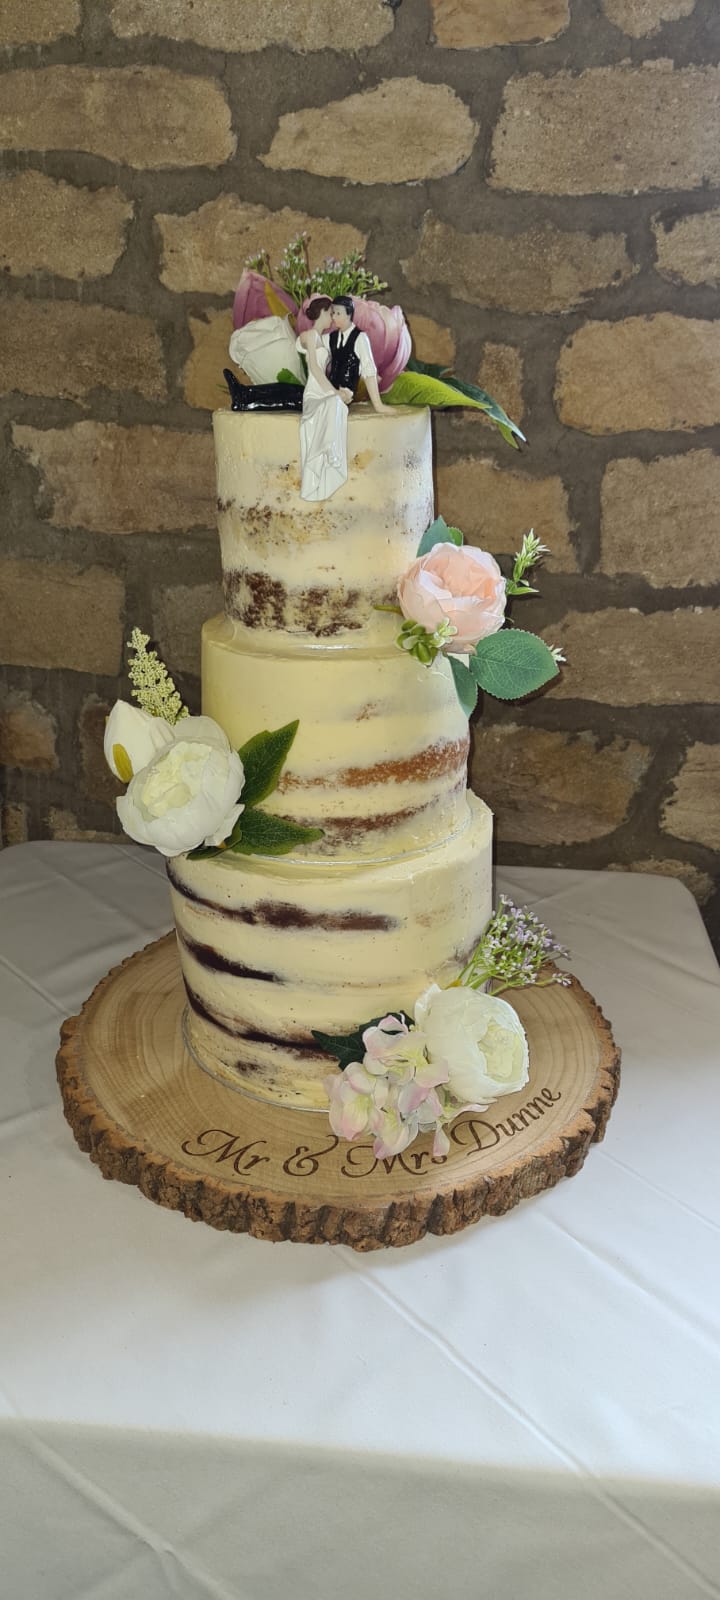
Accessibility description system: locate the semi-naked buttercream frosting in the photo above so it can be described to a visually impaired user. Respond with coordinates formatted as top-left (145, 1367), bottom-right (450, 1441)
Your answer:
top-left (170, 406), bottom-right (494, 1109)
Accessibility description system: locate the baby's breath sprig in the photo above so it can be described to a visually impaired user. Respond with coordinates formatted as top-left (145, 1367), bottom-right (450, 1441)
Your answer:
top-left (453, 895), bottom-right (571, 994)
top-left (245, 248), bottom-right (272, 278)
top-left (274, 233), bottom-right (389, 306)
top-left (505, 530), bottom-right (550, 598)
top-left (127, 628), bottom-right (187, 724)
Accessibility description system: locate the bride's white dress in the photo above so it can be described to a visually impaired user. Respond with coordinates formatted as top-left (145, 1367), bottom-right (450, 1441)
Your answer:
top-left (296, 333), bottom-right (348, 503)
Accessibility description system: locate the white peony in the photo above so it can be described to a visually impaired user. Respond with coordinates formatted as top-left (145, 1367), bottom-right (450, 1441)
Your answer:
top-left (103, 700), bottom-right (174, 782)
top-left (228, 315), bottom-right (305, 385)
top-left (116, 715), bottom-right (244, 858)
top-left (414, 984), bottom-right (529, 1107)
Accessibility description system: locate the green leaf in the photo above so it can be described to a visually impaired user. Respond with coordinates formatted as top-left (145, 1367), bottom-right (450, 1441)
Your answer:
top-left (388, 364), bottom-right (526, 450)
top-left (438, 376), bottom-right (526, 447)
top-left (312, 1011), bottom-right (413, 1071)
top-left (237, 720), bottom-right (299, 809)
top-left (448, 655), bottom-right (479, 718)
top-left (227, 807), bottom-right (324, 857)
top-left (185, 843), bottom-right (222, 860)
top-left (311, 1027), bottom-right (366, 1072)
top-left (416, 514), bottom-right (464, 557)
top-left (406, 355), bottom-right (454, 382)
top-left (276, 367), bottom-right (303, 386)
top-left (470, 629), bottom-right (559, 702)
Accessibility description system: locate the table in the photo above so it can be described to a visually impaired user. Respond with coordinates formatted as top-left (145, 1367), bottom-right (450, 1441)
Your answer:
top-left (1, 842), bottom-right (719, 1600)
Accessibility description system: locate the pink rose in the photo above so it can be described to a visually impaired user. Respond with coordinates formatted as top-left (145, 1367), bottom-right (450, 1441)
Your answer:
top-left (397, 543), bottom-right (506, 654)
top-left (296, 296), bottom-right (411, 392)
top-left (232, 269), bottom-right (298, 330)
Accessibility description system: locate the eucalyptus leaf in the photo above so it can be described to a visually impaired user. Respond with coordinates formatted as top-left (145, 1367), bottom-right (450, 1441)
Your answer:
top-left (470, 629), bottom-right (559, 702)
top-left (227, 807), bottom-right (324, 857)
top-left (416, 514), bottom-right (464, 557)
top-left (237, 720), bottom-right (300, 809)
top-left (448, 655), bottom-right (479, 718)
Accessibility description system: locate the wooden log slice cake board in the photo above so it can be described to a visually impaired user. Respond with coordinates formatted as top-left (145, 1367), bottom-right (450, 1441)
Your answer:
top-left (56, 933), bottom-right (620, 1252)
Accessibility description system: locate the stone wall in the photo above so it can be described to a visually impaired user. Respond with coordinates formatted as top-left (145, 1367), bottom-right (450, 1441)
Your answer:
top-left (1, 0), bottom-right (718, 946)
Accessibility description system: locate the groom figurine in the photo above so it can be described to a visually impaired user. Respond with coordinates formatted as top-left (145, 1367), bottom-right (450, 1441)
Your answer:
top-left (328, 297), bottom-right (391, 415)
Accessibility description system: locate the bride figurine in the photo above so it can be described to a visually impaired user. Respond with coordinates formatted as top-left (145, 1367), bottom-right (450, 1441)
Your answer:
top-left (295, 295), bottom-right (351, 503)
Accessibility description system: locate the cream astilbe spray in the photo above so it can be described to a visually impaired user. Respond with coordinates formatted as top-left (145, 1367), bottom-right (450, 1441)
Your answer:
top-left (126, 628), bottom-right (187, 725)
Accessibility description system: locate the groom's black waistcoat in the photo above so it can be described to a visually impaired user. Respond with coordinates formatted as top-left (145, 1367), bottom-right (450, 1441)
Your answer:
top-left (328, 326), bottom-right (361, 392)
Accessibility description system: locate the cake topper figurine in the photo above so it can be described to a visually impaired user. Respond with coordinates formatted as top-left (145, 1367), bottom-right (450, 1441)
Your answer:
top-left (327, 296), bottom-right (397, 417)
top-left (295, 294), bottom-right (349, 502)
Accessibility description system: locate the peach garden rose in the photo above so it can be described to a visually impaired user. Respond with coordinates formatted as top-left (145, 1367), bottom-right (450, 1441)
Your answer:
top-left (397, 542), bottom-right (507, 654)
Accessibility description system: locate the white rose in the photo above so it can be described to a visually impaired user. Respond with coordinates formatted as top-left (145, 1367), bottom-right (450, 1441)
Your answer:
top-left (104, 701), bottom-right (174, 782)
top-left (228, 315), bottom-right (305, 385)
top-left (414, 984), bottom-right (529, 1106)
top-left (116, 716), bottom-right (244, 858)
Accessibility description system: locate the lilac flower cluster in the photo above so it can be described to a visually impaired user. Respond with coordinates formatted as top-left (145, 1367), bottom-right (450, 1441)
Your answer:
top-left (456, 896), bottom-right (571, 994)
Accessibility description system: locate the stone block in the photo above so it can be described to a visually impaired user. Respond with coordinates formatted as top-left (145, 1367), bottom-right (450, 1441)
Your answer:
top-left (157, 197), bottom-right (367, 296)
top-left (401, 216), bottom-right (632, 314)
top-left (0, 171), bottom-right (132, 281)
top-left (13, 423), bottom-right (215, 534)
top-left (477, 344), bottom-right (524, 426)
top-left (0, 691), bottom-right (57, 773)
top-left (600, 453), bottom-right (720, 587)
top-left (1, 300), bottom-right (165, 403)
top-left (549, 607), bottom-right (720, 705)
top-left (436, 457), bottom-right (575, 570)
top-left (111, 0), bottom-right (393, 51)
top-left (431, 0), bottom-right (569, 46)
top-left (184, 311), bottom-right (234, 411)
top-left (48, 807), bottom-right (121, 843)
top-left (0, 558), bottom-right (124, 675)
top-left (661, 745), bottom-right (720, 852)
top-left (490, 65), bottom-right (720, 194)
top-left (152, 583), bottom-right (224, 678)
top-left (556, 316), bottom-right (720, 434)
top-left (654, 208), bottom-right (720, 288)
top-left (1, 804), bottom-right (28, 846)
top-left (607, 858), bottom-right (714, 904)
top-left (601, 0), bottom-right (695, 36)
top-left (79, 695), bottom-right (122, 806)
top-left (408, 314), bottom-right (456, 369)
top-left (261, 79), bottom-right (476, 185)
top-left (471, 725), bottom-right (650, 845)
top-left (0, 66), bottom-right (234, 168)
top-left (0, 0), bottom-right (79, 45)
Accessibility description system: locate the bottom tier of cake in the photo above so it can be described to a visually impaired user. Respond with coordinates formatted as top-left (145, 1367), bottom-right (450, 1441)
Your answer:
top-left (168, 794), bottom-right (493, 1109)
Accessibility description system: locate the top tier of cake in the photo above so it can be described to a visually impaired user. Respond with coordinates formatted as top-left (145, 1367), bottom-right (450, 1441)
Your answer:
top-left (214, 405), bottom-right (433, 644)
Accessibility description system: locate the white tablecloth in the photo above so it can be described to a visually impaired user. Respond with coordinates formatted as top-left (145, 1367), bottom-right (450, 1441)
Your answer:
top-left (1, 842), bottom-right (719, 1600)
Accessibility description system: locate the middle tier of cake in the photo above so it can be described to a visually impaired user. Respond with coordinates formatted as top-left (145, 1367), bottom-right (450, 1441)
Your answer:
top-left (203, 614), bottom-right (471, 860)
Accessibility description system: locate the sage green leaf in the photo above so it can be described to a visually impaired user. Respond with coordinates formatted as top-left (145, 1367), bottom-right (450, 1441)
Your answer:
top-left (276, 367), bottom-right (302, 386)
top-left (184, 843), bottom-right (222, 860)
top-left (470, 629), bottom-right (559, 702)
top-left (237, 720), bottom-right (299, 809)
top-left (448, 655), bottom-right (479, 718)
top-left (228, 807), bottom-right (324, 857)
top-left (416, 515), bottom-right (464, 557)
